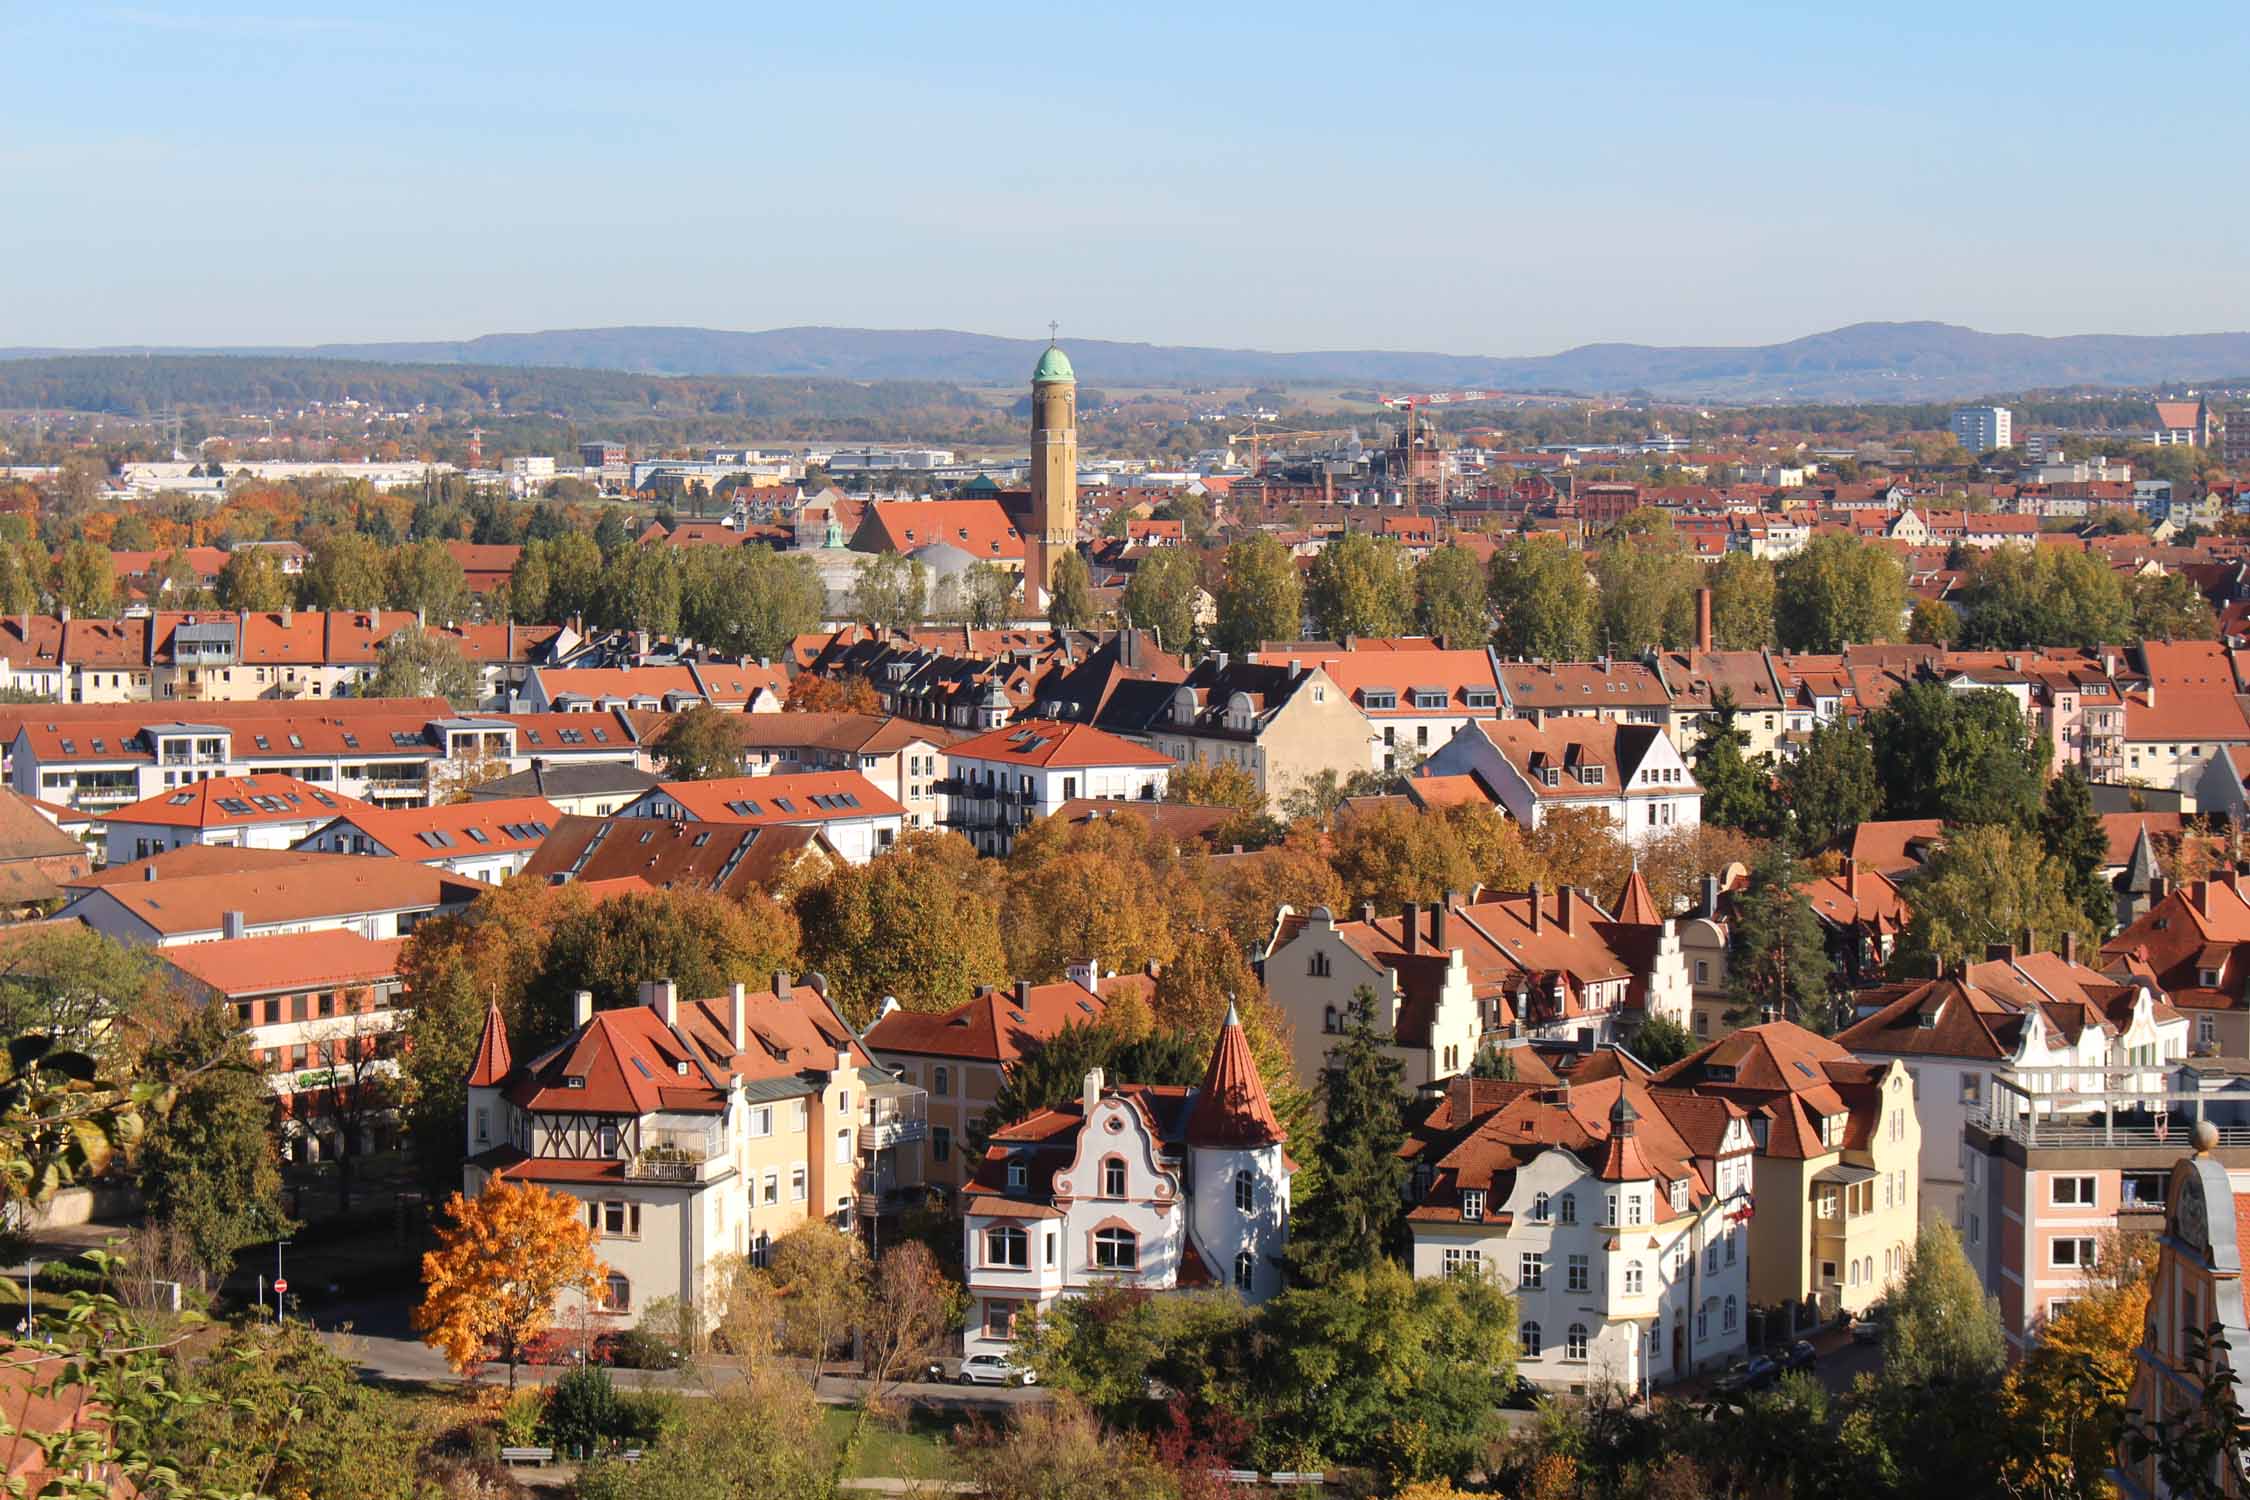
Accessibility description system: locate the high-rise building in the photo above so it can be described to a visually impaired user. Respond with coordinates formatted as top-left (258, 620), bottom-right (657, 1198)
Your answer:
top-left (1951, 405), bottom-right (2012, 455)
top-left (1028, 342), bottom-right (1077, 599)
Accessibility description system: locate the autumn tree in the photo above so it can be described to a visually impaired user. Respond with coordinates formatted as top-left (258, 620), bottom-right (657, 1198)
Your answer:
top-left (1413, 543), bottom-right (1490, 645)
top-left (1488, 534), bottom-right (1595, 661)
top-left (850, 553), bottom-right (927, 632)
top-left (215, 546), bottom-right (290, 611)
top-left (1121, 547), bottom-right (1202, 653)
top-left (528, 886), bottom-right (801, 1044)
top-left (1306, 533), bottom-right (1414, 641)
top-left (785, 671), bottom-right (879, 714)
top-left (1908, 597), bottom-right (1960, 645)
top-left (1998, 1234), bottom-right (2155, 1500)
top-left (387, 537), bottom-right (469, 621)
top-left (1775, 534), bottom-right (1904, 651)
top-left (1884, 1219), bottom-right (2005, 1388)
top-left (1326, 801), bottom-right (1480, 912)
top-left (1196, 840), bottom-right (1347, 951)
top-left (2127, 571), bottom-right (2217, 641)
top-left (1212, 534), bottom-right (1303, 655)
top-left (300, 531), bottom-right (389, 611)
top-left (1440, 800), bottom-right (1545, 893)
top-left (1706, 551), bottom-right (1777, 649)
top-left (764, 1220), bottom-right (866, 1384)
top-left (793, 831), bottom-right (1006, 1022)
top-left (652, 702), bottom-right (746, 780)
top-left (365, 629), bottom-right (479, 709)
top-left (415, 1175), bottom-right (606, 1390)
top-left (1522, 805), bottom-right (1633, 897)
top-left (1164, 760), bottom-right (1276, 849)
top-left (1635, 821), bottom-right (1766, 915)
top-left (1000, 813), bottom-right (1186, 981)
top-left (1048, 548), bottom-right (1097, 631)
top-left (1898, 823), bottom-right (2094, 970)
top-left (53, 539), bottom-right (116, 617)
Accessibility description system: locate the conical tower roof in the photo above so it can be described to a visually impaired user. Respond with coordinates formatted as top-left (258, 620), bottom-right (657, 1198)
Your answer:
top-left (1614, 868), bottom-right (1662, 926)
top-left (1185, 1003), bottom-right (1286, 1149)
top-left (2120, 825), bottom-right (2162, 895)
top-left (1594, 1089), bottom-right (1652, 1182)
top-left (467, 998), bottom-right (513, 1088)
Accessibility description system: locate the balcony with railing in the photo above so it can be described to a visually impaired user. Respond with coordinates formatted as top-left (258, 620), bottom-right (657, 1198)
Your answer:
top-left (1970, 1067), bottom-right (2250, 1152)
top-left (860, 1089), bottom-right (928, 1152)
top-left (624, 1120), bottom-right (725, 1183)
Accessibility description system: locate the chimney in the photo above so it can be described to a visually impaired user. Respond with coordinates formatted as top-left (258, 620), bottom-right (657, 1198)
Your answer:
top-left (574, 989), bottom-right (594, 1027)
top-left (2062, 931), bottom-right (2079, 966)
top-left (1695, 587), bottom-right (1713, 653)
top-left (1560, 887), bottom-right (1577, 936)
top-left (2152, 874), bottom-right (2170, 903)
top-left (1529, 881), bottom-right (1544, 933)
top-left (142, 863), bottom-right (157, 882)
top-left (1986, 942), bottom-right (2016, 964)
top-left (730, 982), bottom-right (747, 1049)
top-left (1082, 1066), bottom-right (1105, 1116)
top-left (222, 909), bottom-right (244, 940)
top-left (1014, 979), bottom-right (1032, 1007)
top-left (1701, 873), bottom-right (1720, 918)
top-left (1065, 958), bottom-right (1096, 992)
top-left (281, 604), bottom-right (292, 628)
top-left (2020, 925), bottom-right (2036, 955)
top-left (1436, 892), bottom-right (1458, 952)
top-left (1360, 902), bottom-right (1376, 927)
top-left (1846, 861), bottom-right (1859, 906)
top-left (1403, 901), bottom-right (1421, 955)
top-left (642, 978), bottom-right (678, 1026)
top-left (773, 969), bottom-right (793, 1001)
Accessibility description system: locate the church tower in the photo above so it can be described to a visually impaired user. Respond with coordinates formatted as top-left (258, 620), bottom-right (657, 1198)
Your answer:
top-left (1028, 339), bottom-right (1078, 600)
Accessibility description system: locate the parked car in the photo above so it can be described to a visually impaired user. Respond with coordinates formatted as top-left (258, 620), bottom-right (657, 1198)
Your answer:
top-left (1851, 1315), bottom-right (1886, 1345)
top-left (1714, 1355), bottom-right (1779, 1396)
top-left (1780, 1339), bottom-right (1818, 1372)
top-left (1500, 1374), bottom-right (1543, 1410)
top-left (959, 1353), bottom-right (1037, 1387)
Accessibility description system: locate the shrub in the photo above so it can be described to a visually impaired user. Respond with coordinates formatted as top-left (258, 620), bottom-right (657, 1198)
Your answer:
top-left (615, 1389), bottom-right (681, 1447)
top-left (497, 1390), bottom-right (545, 1450)
top-left (606, 1326), bottom-right (681, 1370)
top-left (542, 1367), bottom-right (623, 1459)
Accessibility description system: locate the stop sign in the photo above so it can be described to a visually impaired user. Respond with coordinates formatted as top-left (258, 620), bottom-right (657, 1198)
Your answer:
top-left (273, 1278), bottom-right (289, 1296)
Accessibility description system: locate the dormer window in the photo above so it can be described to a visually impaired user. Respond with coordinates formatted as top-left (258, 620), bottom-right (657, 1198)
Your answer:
top-left (1541, 767), bottom-right (1562, 788)
top-left (1461, 1189), bottom-right (1485, 1223)
top-left (2202, 967), bottom-right (2223, 988)
top-left (1580, 765), bottom-right (1604, 786)
top-left (1362, 690), bottom-right (1398, 711)
top-left (1670, 1179), bottom-right (1687, 1212)
top-left (1006, 1158), bottom-right (1027, 1191)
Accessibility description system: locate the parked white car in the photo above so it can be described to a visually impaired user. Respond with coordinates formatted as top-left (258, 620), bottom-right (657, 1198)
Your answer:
top-left (958, 1353), bottom-right (1037, 1387)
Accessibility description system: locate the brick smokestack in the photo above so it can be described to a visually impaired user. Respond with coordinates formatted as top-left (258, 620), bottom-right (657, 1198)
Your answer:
top-left (1696, 587), bottom-right (1713, 653)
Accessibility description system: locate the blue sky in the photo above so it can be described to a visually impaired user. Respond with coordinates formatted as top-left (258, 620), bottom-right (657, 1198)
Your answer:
top-left (5, 1), bottom-right (2246, 353)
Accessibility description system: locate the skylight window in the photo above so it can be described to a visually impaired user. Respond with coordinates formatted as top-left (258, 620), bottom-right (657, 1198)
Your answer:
top-left (464, 827), bottom-right (490, 844)
top-left (288, 734), bottom-right (303, 749)
top-left (342, 733), bottom-right (359, 748)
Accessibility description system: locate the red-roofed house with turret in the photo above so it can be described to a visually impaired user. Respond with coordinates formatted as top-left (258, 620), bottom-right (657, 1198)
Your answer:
top-left (959, 1006), bottom-right (1291, 1357)
top-left (462, 972), bottom-right (927, 1331)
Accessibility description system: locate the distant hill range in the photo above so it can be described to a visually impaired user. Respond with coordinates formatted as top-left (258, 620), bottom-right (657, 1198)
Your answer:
top-left (8, 321), bottom-right (2250, 402)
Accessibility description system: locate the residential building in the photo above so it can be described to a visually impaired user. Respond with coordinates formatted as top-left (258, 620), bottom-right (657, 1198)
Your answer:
top-left (1261, 888), bottom-right (1690, 1096)
top-left (1950, 406), bottom-right (2013, 454)
top-left (684, 712), bottom-right (959, 831)
top-left (1278, 648), bottom-right (1502, 773)
top-left (940, 718), bottom-right (1172, 855)
top-left (2107, 872), bottom-right (2250, 1057)
top-left (1141, 656), bottom-right (1369, 815)
top-left (2153, 398), bottom-right (2213, 447)
top-left (464, 974), bottom-right (926, 1328)
top-left (57, 853), bottom-right (485, 947)
top-left (1402, 1071), bottom-right (1755, 1392)
top-left (160, 929), bottom-right (407, 1160)
top-left (295, 796), bottom-right (561, 882)
top-left (520, 815), bottom-right (841, 899)
top-left (1653, 1024), bottom-right (1921, 1318)
top-left (97, 773), bottom-right (367, 862)
top-left (463, 761), bottom-right (662, 818)
top-left (616, 771), bottom-right (905, 864)
top-left (1416, 718), bottom-right (1700, 843)
top-left (961, 1006), bottom-right (1290, 1356)
top-left (1838, 944), bottom-right (2187, 1235)
top-left (865, 965), bottom-right (1151, 1197)
top-left (0, 788), bottom-right (91, 913)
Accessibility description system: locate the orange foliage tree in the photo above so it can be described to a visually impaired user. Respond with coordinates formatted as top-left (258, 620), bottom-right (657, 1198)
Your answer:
top-left (414, 1175), bottom-right (607, 1389)
top-left (785, 673), bottom-right (879, 714)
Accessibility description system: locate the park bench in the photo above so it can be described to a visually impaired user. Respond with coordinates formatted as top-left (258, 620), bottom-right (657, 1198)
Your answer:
top-left (499, 1448), bottom-right (553, 1467)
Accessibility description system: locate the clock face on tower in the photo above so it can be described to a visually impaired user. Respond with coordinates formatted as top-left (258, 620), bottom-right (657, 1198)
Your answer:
top-left (2180, 1175), bottom-right (2209, 1251)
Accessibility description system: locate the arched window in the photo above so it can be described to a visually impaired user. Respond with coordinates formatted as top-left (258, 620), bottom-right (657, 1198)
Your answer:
top-left (1724, 1296), bottom-right (1738, 1332)
top-left (1520, 1321), bottom-right (1543, 1357)
top-left (1557, 1193), bottom-right (1577, 1225)
top-left (1531, 1191), bottom-right (1551, 1222)
top-left (1234, 1250), bottom-right (1254, 1290)
top-left (1624, 1261), bottom-right (1644, 1295)
top-left (599, 1273), bottom-right (631, 1312)
top-left (1566, 1323), bottom-right (1589, 1360)
top-left (1235, 1171), bottom-right (1255, 1214)
top-left (1093, 1227), bottom-right (1138, 1269)
top-left (1102, 1158), bottom-right (1127, 1197)
top-left (1847, 1259), bottom-right (1860, 1287)
top-left (986, 1225), bottom-right (1027, 1267)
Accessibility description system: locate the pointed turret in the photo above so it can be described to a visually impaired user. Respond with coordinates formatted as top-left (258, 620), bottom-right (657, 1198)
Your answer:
top-left (467, 998), bottom-right (512, 1088)
top-left (2121, 825), bottom-right (2161, 895)
top-left (1185, 1003), bottom-right (1286, 1149)
top-left (1594, 1090), bottom-right (1652, 1182)
top-left (1614, 868), bottom-right (1662, 927)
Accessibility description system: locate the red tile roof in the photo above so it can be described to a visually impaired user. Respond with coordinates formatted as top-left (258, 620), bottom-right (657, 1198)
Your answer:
top-left (866, 979), bottom-right (1107, 1065)
top-left (1184, 1004), bottom-right (1286, 1148)
top-left (637, 771), bottom-right (903, 823)
top-left (159, 929), bottom-right (404, 999)
top-left (945, 718), bottom-right (1173, 770)
top-left (103, 773), bottom-right (365, 830)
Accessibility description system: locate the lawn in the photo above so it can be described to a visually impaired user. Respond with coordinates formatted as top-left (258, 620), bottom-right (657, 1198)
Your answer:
top-left (820, 1404), bottom-right (971, 1481)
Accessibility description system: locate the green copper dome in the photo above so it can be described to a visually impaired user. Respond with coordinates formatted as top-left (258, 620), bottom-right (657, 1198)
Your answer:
top-left (1032, 344), bottom-right (1075, 383)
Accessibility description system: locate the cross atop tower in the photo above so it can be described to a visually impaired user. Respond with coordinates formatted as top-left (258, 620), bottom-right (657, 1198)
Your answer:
top-left (1048, 320), bottom-right (1059, 346)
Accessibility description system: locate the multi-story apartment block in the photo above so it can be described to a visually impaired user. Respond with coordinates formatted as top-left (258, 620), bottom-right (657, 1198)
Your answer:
top-left (98, 773), bottom-right (368, 862)
top-left (616, 771), bottom-right (905, 865)
top-left (701, 712), bottom-right (959, 831)
top-left (960, 1007), bottom-right (1289, 1356)
top-left (1838, 944), bottom-right (2187, 1235)
top-left (1654, 1023), bottom-right (1920, 1319)
top-left (58, 851), bottom-right (485, 946)
top-left (1951, 405), bottom-right (2013, 455)
top-left (464, 975), bottom-right (926, 1328)
top-left (939, 718), bottom-right (1172, 855)
top-left (1402, 1071), bottom-right (1755, 1393)
top-left (160, 929), bottom-right (407, 1161)
top-left (1141, 657), bottom-right (1368, 814)
top-left (1285, 648), bottom-right (1502, 773)
top-left (295, 796), bottom-right (562, 883)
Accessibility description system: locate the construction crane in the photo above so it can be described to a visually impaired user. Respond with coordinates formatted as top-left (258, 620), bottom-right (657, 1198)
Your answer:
top-left (1225, 427), bottom-right (1326, 473)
